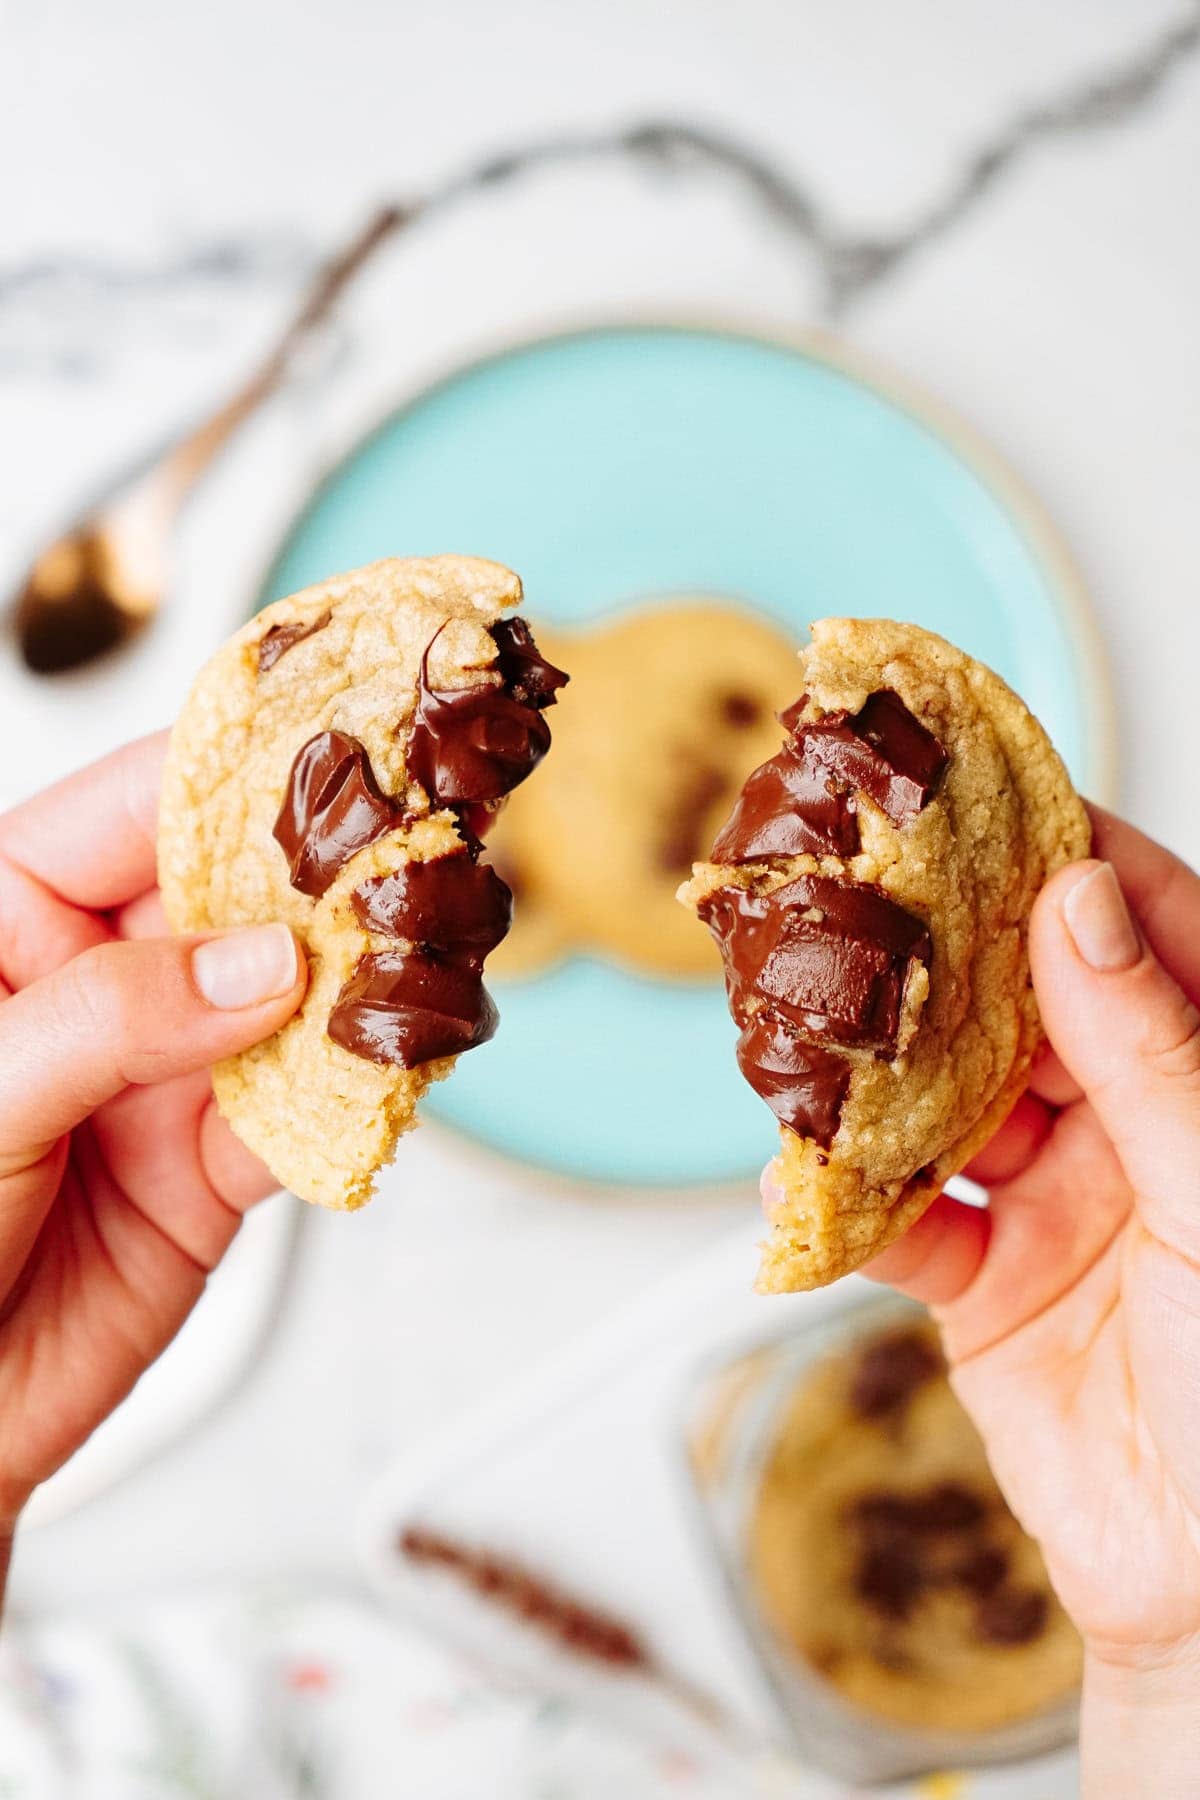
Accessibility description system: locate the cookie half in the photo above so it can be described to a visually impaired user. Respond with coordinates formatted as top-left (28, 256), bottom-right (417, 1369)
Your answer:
top-left (679, 618), bottom-right (1090, 1292)
top-left (159, 555), bottom-right (566, 1209)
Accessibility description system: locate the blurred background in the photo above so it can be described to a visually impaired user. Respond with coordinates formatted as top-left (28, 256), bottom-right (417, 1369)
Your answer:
top-left (2, 2), bottom-right (1199, 1793)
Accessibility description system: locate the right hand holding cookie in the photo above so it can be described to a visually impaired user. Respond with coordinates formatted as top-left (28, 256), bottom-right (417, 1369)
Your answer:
top-left (0, 733), bottom-right (305, 1588)
top-left (861, 807), bottom-right (1200, 1794)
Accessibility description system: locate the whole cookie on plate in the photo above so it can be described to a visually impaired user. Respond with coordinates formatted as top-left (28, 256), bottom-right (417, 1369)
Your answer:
top-left (487, 600), bottom-right (801, 979)
top-left (158, 554), bottom-right (566, 1210)
top-left (679, 617), bottom-right (1090, 1293)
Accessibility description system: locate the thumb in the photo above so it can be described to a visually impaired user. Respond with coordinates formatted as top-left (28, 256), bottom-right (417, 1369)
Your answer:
top-left (1030, 859), bottom-right (1200, 1254)
top-left (0, 925), bottom-right (306, 1170)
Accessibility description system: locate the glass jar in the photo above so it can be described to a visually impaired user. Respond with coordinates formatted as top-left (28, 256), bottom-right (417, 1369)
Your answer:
top-left (680, 1291), bottom-right (1081, 1784)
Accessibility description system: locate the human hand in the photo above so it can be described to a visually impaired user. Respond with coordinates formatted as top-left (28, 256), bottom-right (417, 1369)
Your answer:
top-left (0, 733), bottom-right (305, 1591)
top-left (857, 806), bottom-right (1200, 1792)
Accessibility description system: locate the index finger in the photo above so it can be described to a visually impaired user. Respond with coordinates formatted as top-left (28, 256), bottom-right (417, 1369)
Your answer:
top-left (0, 731), bottom-right (167, 910)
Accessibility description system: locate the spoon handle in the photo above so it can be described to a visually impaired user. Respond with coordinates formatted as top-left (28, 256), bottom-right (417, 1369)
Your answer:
top-left (148, 203), bottom-right (413, 507)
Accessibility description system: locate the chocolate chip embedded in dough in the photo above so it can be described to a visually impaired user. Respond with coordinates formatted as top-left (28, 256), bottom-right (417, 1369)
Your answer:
top-left (257, 607), bottom-right (332, 674)
top-left (849, 1329), bottom-right (944, 1420)
top-left (352, 854), bottom-right (512, 955)
top-left (918, 1481), bottom-right (988, 1535)
top-left (799, 689), bottom-right (948, 829)
top-left (854, 1540), bottom-right (924, 1621)
top-left (328, 948), bottom-right (498, 1068)
top-left (710, 737), bottom-right (861, 863)
top-left (734, 1010), bottom-right (850, 1147)
top-left (273, 730), bottom-right (400, 899)
top-left (720, 691), bottom-right (762, 728)
top-left (407, 622), bottom-right (561, 805)
top-left (974, 1585), bottom-right (1049, 1647)
top-left (700, 875), bottom-right (931, 1055)
top-left (951, 1546), bottom-right (1009, 1599)
top-left (489, 617), bottom-right (569, 710)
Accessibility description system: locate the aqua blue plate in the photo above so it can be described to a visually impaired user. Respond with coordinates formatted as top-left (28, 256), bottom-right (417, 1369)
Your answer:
top-left (257, 323), bottom-right (1113, 1190)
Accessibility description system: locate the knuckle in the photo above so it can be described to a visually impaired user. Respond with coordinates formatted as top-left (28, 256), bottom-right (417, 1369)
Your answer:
top-left (57, 943), bottom-right (122, 1039)
top-left (0, 1136), bottom-right (66, 1182)
top-left (0, 853), bottom-right (39, 988)
top-left (58, 944), bottom-right (174, 1089)
top-left (1138, 989), bottom-right (1200, 1092)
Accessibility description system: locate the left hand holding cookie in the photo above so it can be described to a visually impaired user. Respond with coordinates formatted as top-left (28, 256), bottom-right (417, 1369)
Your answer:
top-left (0, 733), bottom-right (306, 1601)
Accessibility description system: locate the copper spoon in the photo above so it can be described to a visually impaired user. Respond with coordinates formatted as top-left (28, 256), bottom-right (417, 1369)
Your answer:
top-left (13, 204), bottom-right (410, 673)
top-left (14, 116), bottom-right (858, 674)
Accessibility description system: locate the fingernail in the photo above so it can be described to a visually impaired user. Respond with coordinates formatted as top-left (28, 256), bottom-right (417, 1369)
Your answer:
top-left (1062, 862), bottom-right (1141, 973)
top-left (192, 925), bottom-right (298, 1009)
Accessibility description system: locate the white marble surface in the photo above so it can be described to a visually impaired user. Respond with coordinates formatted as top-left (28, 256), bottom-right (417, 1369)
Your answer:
top-left (2, 0), bottom-right (1199, 1708)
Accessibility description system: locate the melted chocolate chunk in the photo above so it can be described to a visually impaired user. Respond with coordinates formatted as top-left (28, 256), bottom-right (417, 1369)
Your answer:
top-left (455, 806), bottom-right (493, 851)
top-left (844, 689), bottom-right (948, 821)
top-left (490, 617), bottom-right (569, 709)
top-left (706, 691), bottom-right (943, 1125)
top-left (701, 875), bottom-right (931, 1054)
top-left (407, 618), bottom-right (565, 806)
top-left (277, 626), bottom-right (558, 1071)
top-left (352, 853), bottom-right (512, 954)
top-left (798, 690), bottom-right (947, 829)
top-left (727, 688), bottom-right (946, 858)
top-left (408, 678), bottom-right (552, 805)
top-left (974, 1585), bottom-right (1048, 1647)
top-left (274, 730), bottom-right (400, 898)
top-left (710, 737), bottom-right (861, 863)
top-left (257, 607), bottom-right (332, 674)
top-left (327, 949), bottom-right (498, 1068)
top-left (734, 1010), bottom-right (850, 1147)
top-left (849, 1329), bottom-right (944, 1420)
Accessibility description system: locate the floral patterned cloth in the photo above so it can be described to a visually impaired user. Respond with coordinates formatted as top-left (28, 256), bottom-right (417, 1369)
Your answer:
top-left (0, 1585), bottom-right (809, 1800)
top-left (0, 1585), bottom-right (1078, 1798)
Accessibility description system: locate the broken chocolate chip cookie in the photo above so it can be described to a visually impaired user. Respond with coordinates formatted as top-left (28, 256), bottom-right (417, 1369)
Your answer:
top-left (679, 617), bottom-right (1090, 1292)
top-left (158, 554), bottom-right (566, 1210)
